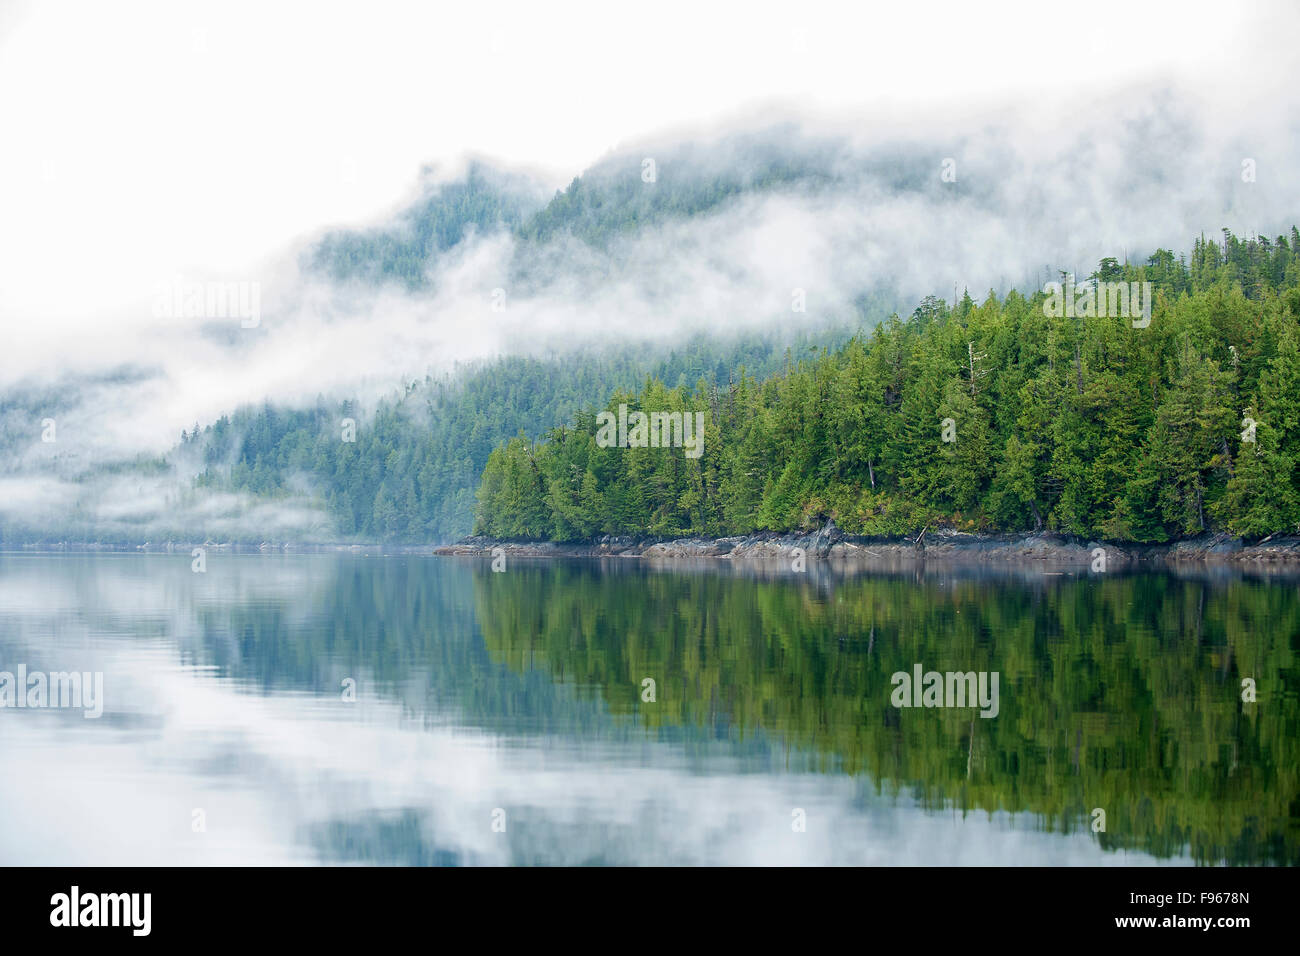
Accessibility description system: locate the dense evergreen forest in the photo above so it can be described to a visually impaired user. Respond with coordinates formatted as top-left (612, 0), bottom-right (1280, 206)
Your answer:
top-left (475, 229), bottom-right (1300, 543)
top-left (184, 328), bottom-right (854, 542)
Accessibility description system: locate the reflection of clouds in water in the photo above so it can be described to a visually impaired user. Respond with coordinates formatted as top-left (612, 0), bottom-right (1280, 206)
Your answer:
top-left (0, 663), bottom-right (1182, 866)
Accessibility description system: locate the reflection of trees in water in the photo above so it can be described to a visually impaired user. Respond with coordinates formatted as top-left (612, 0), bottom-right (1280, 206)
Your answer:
top-left (474, 564), bottom-right (1299, 865)
top-left (175, 555), bottom-right (1297, 864)
top-left (191, 557), bottom-right (628, 738)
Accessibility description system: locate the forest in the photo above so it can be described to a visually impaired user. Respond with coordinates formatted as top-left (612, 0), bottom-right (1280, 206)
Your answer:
top-left (182, 327), bottom-right (853, 542)
top-left (475, 229), bottom-right (1300, 543)
top-left (303, 131), bottom-right (930, 292)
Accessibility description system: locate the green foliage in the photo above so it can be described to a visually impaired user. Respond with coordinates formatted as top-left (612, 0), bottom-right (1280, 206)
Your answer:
top-left (185, 329), bottom-right (853, 542)
top-left (476, 230), bottom-right (1300, 542)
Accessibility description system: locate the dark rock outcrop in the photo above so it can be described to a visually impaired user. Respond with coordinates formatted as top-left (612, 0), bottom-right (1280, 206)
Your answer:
top-left (435, 527), bottom-right (1300, 569)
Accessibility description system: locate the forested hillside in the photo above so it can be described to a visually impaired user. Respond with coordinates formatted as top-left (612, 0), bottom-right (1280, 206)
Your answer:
top-left (306, 162), bottom-right (543, 289)
top-left (475, 229), bottom-right (1300, 543)
top-left (184, 327), bottom-right (854, 542)
top-left (304, 126), bottom-right (975, 294)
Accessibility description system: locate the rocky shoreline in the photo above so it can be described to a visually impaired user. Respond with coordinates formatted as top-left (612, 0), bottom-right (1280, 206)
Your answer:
top-left (435, 521), bottom-right (1300, 569)
top-left (9, 524), bottom-right (1300, 569)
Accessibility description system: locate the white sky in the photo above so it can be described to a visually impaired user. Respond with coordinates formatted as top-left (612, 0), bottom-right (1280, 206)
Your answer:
top-left (0, 0), bottom-right (1295, 325)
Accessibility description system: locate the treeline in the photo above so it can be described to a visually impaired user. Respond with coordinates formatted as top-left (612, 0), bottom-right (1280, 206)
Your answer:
top-left (475, 229), bottom-right (1300, 542)
top-left (185, 328), bottom-right (853, 541)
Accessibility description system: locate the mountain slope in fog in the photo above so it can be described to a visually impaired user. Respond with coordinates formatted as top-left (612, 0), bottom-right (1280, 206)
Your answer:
top-left (3, 93), bottom-right (1299, 544)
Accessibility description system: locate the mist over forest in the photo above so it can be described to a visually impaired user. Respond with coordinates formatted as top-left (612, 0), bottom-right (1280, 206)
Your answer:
top-left (3, 90), bottom-right (1298, 545)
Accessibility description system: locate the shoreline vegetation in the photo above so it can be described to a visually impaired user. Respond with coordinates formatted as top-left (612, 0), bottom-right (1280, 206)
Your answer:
top-left (473, 232), bottom-right (1300, 552)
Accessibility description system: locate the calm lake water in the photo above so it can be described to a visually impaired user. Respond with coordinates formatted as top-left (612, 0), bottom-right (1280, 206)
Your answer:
top-left (1, 553), bottom-right (1295, 866)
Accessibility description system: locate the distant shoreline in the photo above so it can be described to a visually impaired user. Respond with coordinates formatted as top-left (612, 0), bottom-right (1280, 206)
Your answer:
top-left (6, 527), bottom-right (1300, 569)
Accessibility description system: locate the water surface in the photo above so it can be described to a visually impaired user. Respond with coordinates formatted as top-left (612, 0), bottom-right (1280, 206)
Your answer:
top-left (1, 553), bottom-right (1295, 865)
